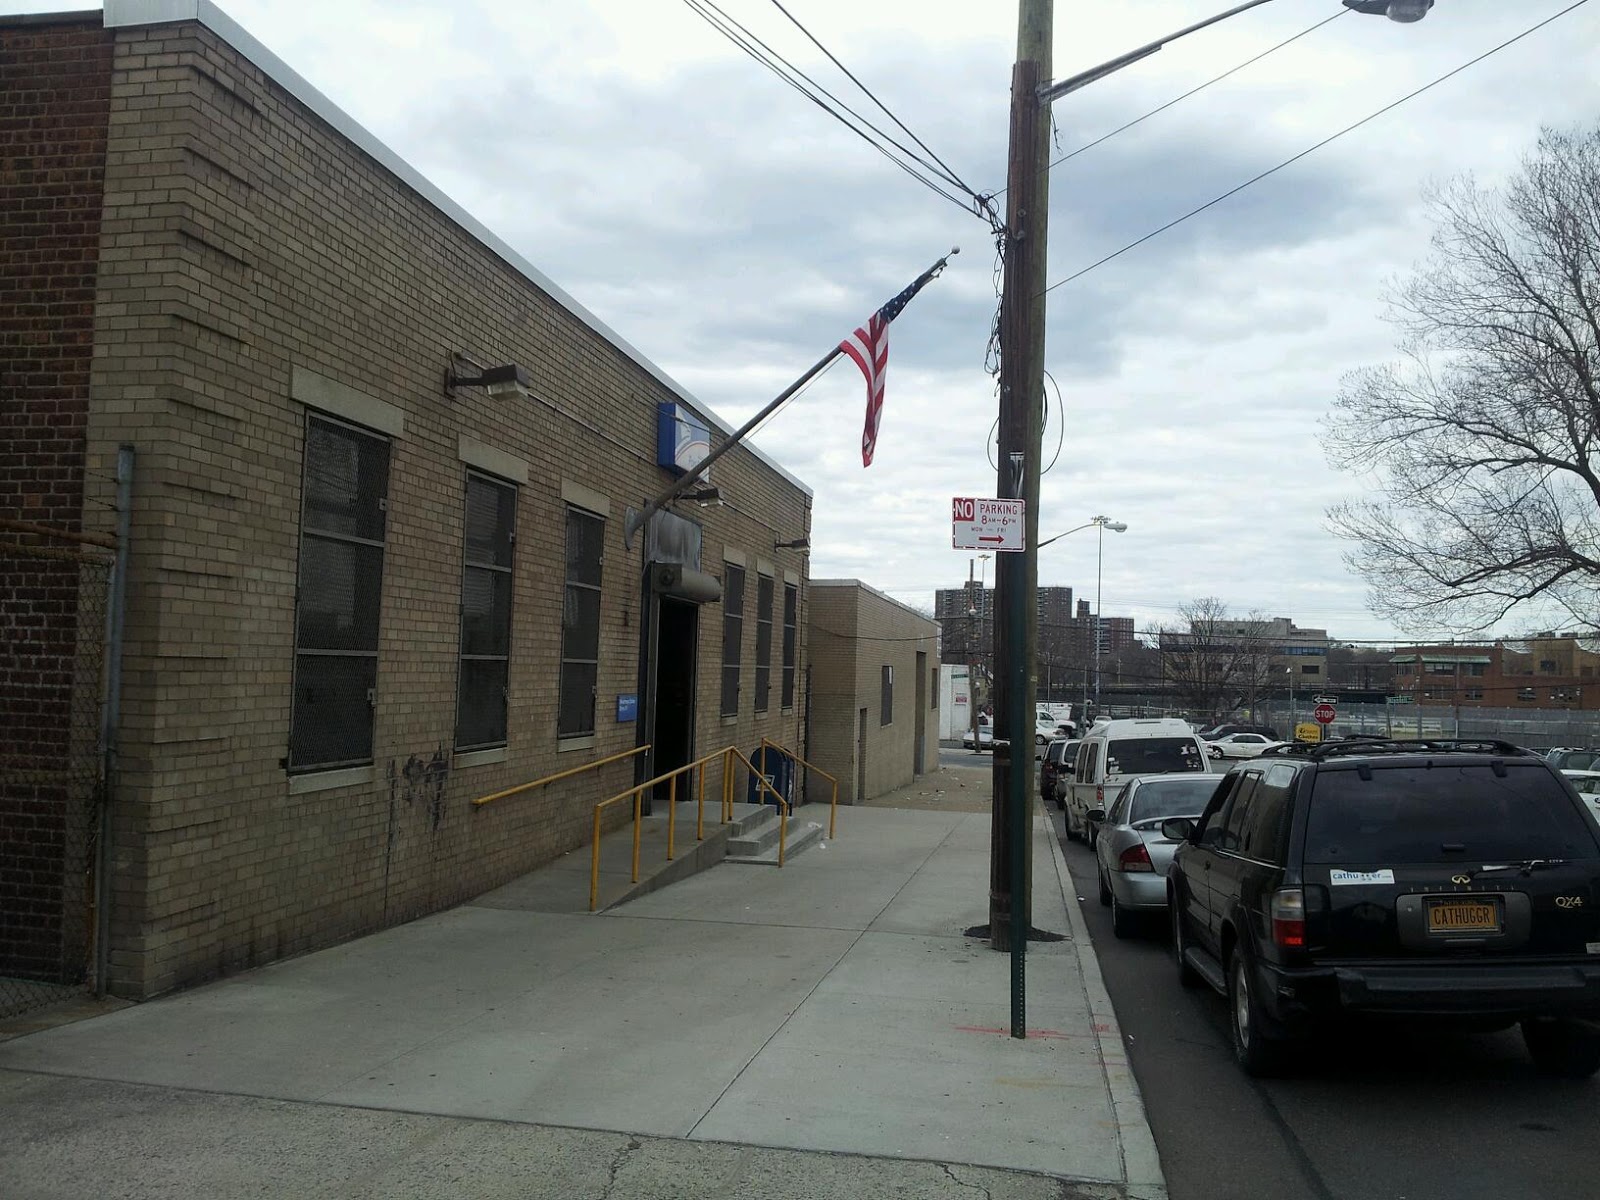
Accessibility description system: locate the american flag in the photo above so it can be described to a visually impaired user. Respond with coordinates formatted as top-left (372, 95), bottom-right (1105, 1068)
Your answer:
top-left (840, 256), bottom-right (950, 467)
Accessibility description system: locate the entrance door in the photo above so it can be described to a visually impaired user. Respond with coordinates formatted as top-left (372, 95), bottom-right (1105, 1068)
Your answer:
top-left (857, 707), bottom-right (868, 804)
top-left (652, 599), bottom-right (698, 801)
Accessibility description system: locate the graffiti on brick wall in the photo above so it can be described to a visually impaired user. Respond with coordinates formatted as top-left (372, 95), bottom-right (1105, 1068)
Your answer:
top-left (387, 748), bottom-right (450, 833)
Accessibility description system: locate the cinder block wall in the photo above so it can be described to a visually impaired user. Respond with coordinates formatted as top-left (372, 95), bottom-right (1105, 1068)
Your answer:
top-left (0, 16), bottom-right (115, 981)
top-left (24, 14), bottom-right (811, 998)
top-left (807, 582), bottom-right (937, 805)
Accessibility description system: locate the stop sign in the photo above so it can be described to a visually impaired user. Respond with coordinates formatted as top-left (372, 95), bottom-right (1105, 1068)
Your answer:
top-left (1313, 702), bottom-right (1336, 725)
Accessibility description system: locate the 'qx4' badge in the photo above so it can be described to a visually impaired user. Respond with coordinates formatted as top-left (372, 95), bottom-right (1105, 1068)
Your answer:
top-left (1556, 896), bottom-right (1586, 909)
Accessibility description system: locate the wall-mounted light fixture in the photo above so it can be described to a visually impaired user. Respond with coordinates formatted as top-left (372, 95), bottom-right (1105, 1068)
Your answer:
top-left (680, 485), bottom-right (721, 506)
top-left (775, 536), bottom-right (809, 551)
top-left (445, 353), bottom-right (531, 401)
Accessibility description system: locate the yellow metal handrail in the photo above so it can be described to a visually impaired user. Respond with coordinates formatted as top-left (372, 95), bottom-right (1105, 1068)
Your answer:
top-left (760, 737), bottom-right (841, 839)
top-left (472, 744), bottom-right (651, 808)
top-left (589, 744), bottom-right (793, 911)
top-left (728, 745), bottom-right (793, 865)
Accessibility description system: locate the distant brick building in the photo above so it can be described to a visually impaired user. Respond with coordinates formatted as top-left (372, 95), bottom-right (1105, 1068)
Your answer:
top-left (1, 3), bottom-right (811, 999)
top-left (1391, 638), bottom-right (1600, 709)
top-left (808, 582), bottom-right (937, 805)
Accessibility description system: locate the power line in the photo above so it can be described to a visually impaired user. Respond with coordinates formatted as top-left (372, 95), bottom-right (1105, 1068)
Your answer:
top-left (1042, 0), bottom-right (1592, 296)
top-left (681, 0), bottom-right (987, 220)
top-left (765, 0), bottom-right (984, 207)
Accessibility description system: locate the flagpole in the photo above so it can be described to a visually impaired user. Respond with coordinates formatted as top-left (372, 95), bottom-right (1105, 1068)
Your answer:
top-left (623, 248), bottom-right (959, 547)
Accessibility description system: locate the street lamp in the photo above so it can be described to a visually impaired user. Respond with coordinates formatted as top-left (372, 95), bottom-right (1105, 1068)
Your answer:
top-left (1038, 516), bottom-right (1126, 717)
top-left (1039, 0), bottom-right (1433, 104)
top-left (1091, 516), bottom-right (1127, 716)
top-left (1343, 0), bottom-right (1433, 22)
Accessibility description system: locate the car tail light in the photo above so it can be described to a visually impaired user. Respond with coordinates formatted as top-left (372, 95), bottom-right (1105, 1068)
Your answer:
top-left (1096, 784), bottom-right (1104, 806)
top-left (1117, 843), bottom-right (1153, 873)
top-left (1271, 888), bottom-right (1306, 949)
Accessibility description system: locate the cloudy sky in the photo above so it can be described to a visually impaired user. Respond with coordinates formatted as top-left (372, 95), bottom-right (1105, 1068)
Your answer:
top-left (20, 0), bottom-right (1599, 642)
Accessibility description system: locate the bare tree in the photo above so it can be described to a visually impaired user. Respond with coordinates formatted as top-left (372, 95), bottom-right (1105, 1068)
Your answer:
top-left (1324, 123), bottom-right (1600, 634)
top-left (1159, 598), bottom-right (1278, 722)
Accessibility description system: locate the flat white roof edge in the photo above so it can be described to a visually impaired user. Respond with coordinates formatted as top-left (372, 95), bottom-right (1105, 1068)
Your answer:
top-left (99, 0), bottom-right (811, 498)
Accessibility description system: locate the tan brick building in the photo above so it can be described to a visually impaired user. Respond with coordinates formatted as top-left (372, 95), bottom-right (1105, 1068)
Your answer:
top-left (806, 581), bottom-right (937, 805)
top-left (1, 2), bottom-right (812, 1000)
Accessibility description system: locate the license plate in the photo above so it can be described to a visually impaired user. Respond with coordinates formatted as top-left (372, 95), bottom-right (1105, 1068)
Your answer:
top-left (1425, 898), bottom-right (1500, 934)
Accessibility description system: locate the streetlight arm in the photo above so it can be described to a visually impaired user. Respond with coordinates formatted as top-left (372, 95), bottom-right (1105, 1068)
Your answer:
top-left (1039, 0), bottom-right (1280, 103)
top-left (1037, 521), bottom-right (1097, 549)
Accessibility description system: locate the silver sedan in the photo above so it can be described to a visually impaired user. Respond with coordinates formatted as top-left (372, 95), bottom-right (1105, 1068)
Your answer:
top-left (1089, 773), bottom-right (1222, 938)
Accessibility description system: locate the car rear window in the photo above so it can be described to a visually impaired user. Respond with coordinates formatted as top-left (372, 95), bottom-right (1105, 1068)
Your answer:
top-left (1129, 776), bottom-right (1219, 824)
top-left (1106, 737), bottom-right (1206, 777)
top-left (1304, 763), bottom-right (1600, 864)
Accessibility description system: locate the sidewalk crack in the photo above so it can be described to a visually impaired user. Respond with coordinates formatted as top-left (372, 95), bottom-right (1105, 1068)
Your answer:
top-left (938, 1162), bottom-right (993, 1199)
top-left (599, 1136), bottom-right (643, 1198)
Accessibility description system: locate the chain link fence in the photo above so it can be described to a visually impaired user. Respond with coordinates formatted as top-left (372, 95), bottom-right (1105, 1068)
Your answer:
top-left (1097, 695), bottom-right (1600, 750)
top-left (0, 530), bottom-right (114, 1020)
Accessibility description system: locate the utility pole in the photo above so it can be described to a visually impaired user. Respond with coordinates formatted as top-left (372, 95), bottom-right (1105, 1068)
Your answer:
top-left (990, 0), bottom-right (1051, 999)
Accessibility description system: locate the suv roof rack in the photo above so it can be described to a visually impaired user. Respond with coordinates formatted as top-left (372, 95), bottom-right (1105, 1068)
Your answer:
top-left (1258, 737), bottom-right (1533, 761)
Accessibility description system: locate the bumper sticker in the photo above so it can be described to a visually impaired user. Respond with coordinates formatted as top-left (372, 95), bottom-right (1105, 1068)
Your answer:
top-left (1330, 868), bottom-right (1396, 886)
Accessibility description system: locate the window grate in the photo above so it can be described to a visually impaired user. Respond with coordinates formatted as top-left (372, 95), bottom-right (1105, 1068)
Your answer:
top-left (289, 415), bottom-right (390, 771)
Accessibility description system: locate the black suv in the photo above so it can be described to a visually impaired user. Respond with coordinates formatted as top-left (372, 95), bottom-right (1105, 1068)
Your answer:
top-left (1164, 738), bottom-right (1600, 1077)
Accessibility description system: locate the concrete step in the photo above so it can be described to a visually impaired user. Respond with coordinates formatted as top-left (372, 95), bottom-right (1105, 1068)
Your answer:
top-left (725, 814), bottom-right (826, 866)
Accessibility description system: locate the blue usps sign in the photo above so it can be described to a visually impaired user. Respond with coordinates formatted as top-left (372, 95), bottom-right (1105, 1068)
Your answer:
top-left (656, 402), bottom-right (710, 476)
top-left (616, 693), bottom-right (638, 723)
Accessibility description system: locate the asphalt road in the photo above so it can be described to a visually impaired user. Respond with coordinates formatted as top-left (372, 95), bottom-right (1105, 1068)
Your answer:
top-left (1048, 804), bottom-right (1599, 1200)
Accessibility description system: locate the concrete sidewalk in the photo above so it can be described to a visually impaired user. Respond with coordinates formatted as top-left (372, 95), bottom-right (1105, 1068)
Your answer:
top-left (0, 780), bottom-right (1165, 1199)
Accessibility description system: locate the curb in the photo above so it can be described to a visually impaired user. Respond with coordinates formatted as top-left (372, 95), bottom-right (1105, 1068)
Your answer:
top-left (1039, 806), bottom-right (1169, 1200)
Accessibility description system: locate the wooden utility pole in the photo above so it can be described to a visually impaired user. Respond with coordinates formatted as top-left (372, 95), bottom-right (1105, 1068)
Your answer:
top-left (990, 0), bottom-right (1052, 1009)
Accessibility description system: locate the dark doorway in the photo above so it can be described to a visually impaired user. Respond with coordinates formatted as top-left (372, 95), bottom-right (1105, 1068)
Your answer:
top-left (653, 598), bottom-right (698, 800)
top-left (915, 651), bottom-right (928, 775)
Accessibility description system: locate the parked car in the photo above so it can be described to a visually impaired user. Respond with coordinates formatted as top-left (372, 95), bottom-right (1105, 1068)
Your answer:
top-left (1040, 737), bottom-right (1076, 806)
top-left (1035, 709), bottom-right (1073, 745)
top-left (961, 727), bottom-right (994, 751)
top-left (1548, 747), bottom-right (1600, 771)
top-left (1561, 769), bottom-right (1600, 822)
top-left (1064, 718), bottom-right (1212, 843)
top-left (1197, 723), bottom-right (1280, 741)
top-left (1165, 738), bottom-right (1600, 1078)
top-left (1088, 773), bottom-right (1222, 937)
top-left (1043, 703), bottom-right (1077, 736)
top-left (1205, 733), bottom-right (1286, 760)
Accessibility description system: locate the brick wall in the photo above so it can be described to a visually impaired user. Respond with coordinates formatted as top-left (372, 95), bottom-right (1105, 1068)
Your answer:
top-left (60, 18), bottom-right (809, 997)
top-left (0, 16), bottom-right (114, 982)
top-left (807, 582), bottom-right (938, 804)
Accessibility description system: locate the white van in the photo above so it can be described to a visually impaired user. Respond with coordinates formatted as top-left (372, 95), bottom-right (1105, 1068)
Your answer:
top-left (1064, 718), bottom-right (1211, 843)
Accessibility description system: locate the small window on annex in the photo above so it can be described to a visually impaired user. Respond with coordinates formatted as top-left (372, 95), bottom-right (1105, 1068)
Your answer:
top-left (781, 582), bottom-right (798, 709)
top-left (457, 472), bottom-right (516, 751)
top-left (721, 563), bottom-right (746, 717)
top-left (288, 414), bottom-right (390, 772)
top-left (881, 665), bottom-right (894, 725)
top-left (560, 506), bottom-right (605, 738)
top-left (754, 573), bottom-right (774, 713)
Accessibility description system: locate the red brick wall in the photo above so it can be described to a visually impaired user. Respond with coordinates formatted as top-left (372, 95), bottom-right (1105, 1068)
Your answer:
top-left (0, 16), bottom-right (113, 982)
